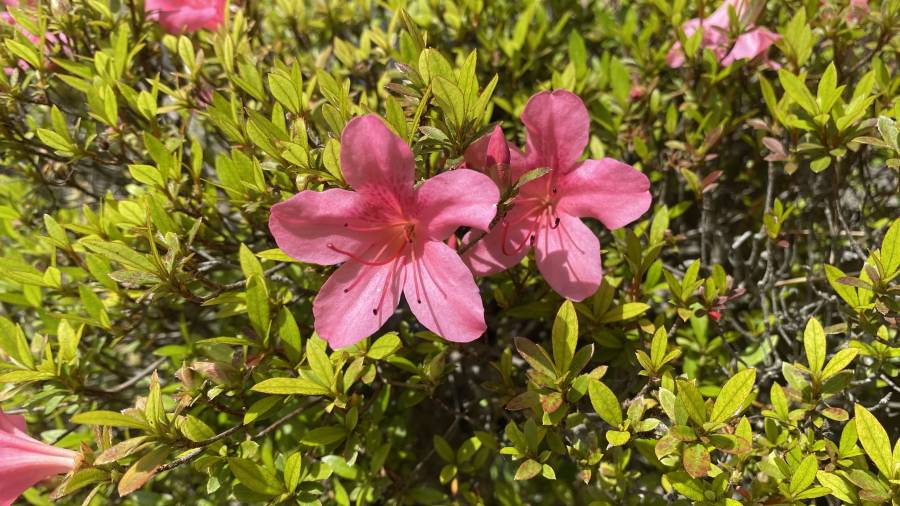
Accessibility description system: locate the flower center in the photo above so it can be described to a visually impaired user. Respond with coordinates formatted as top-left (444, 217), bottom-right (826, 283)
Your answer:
top-left (326, 220), bottom-right (417, 317)
top-left (500, 186), bottom-right (561, 256)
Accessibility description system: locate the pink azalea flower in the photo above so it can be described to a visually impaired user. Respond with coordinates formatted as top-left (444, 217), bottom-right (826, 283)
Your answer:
top-left (667, 0), bottom-right (779, 68)
top-left (722, 26), bottom-right (781, 66)
top-left (0, 408), bottom-right (78, 506)
top-left (145, 0), bottom-right (227, 34)
top-left (463, 90), bottom-right (651, 302)
top-left (269, 115), bottom-right (500, 348)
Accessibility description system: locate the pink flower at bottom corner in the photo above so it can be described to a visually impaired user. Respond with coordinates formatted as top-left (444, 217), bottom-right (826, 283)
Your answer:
top-left (268, 115), bottom-right (500, 349)
top-left (463, 90), bottom-right (652, 302)
top-left (0, 409), bottom-right (78, 506)
top-left (144, 0), bottom-right (227, 34)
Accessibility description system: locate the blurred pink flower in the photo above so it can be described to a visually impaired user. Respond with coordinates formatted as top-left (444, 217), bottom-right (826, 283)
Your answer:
top-left (1, 0), bottom-right (68, 74)
top-left (0, 409), bottom-right (77, 506)
top-left (848, 0), bottom-right (869, 20)
top-left (667, 0), bottom-right (780, 68)
top-left (269, 115), bottom-right (499, 348)
top-left (463, 91), bottom-right (651, 301)
top-left (145, 0), bottom-right (226, 34)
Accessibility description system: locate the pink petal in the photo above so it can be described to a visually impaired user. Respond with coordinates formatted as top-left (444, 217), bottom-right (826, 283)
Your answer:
top-left (534, 214), bottom-right (602, 301)
top-left (521, 90), bottom-right (590, 173)
top-left (340, 115), bottom-right (415, 193)
top-left (462, 203), bottom-right (536, 276)
top-left (667, 41), bottom-right (687, 68)
top-left (0, 465), bottom-right (66, 506)
top-left (556, 158), bottom-right (651, 230)
top-left (313, 260), bottom-right (402, 349)
top-left (706, 0), bottom-right (748, 29)
top-left (722, 27), bottom-right (781, 65)
top-left (463, 125), bottom-right (509, 169)
top-left (0, 411), bottom-right (26, 435)
top-left (269, 188), bottom-right (388, 266)
top-left (145, 0), bottom-right (225, 33)
top-left (403, 241), bottom-right (486, 343)
top-left (415, 169), bottom-right (499, 241)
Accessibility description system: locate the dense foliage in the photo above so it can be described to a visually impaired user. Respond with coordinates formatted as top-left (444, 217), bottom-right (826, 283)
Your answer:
top-left (0, 0), bottom-right (898, 504)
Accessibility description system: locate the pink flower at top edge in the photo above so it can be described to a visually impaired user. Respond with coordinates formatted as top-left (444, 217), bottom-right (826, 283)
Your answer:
top-left (463, 90), bottom-right (651, 302)
top-left (667, 0), bottom-right (780, 68)
top-left (145, 0), bottom-right (227, 34)
top-left (0, 409), bottom-right (78, 506)
top-left (269, 115), bottom-right (500, 349)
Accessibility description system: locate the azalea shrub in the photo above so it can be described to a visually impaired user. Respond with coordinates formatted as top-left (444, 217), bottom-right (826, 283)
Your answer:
top-left (1, 0), bottom-right (899, 504)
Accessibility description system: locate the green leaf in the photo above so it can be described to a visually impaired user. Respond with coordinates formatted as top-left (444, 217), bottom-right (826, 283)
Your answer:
top-left (598, 303), bottom-right (650, 323)
top-left (854, 404), bottom-right (894, 478)
top-left (368, 332), bottom-right (401, 360)
top-left (118, 447), bottom-right (168, 496)
top-left (56, 319), bottom-right (81, 364)
top-left (778, 70), bottom-right (818, 115)
top-left (228, 458), bottom-right (285, 496)
top-left (677, 380), bottom-right (708, 426)
top-left (551, 300), bottom-right (578, 373)
top-left (283, 452), bottom-right (302, 493)
top-left (588, 380), bottom-right (622, 427)
top-left (300, 426), bottom-right (347, 446)
top-left (709, 368), bottom-right (756, 424)
top-left (0, 370), bottom-right (55, 383)
top-left (71, 410), bottom-right (149, 429)
top-left (682, 444), bottom-right (710, 478)
top-left (81, 240), bottom-right (157, 273)
top-left (816, 471), bottom-right (858, 504)
top-left (665, 471), bottom-right (704, 501)
top-left (789, 454), bottom-right (818, 496)
top-left (433, 435), bottom-right (455, 463)
top-left (239, 244), bottom-right (264, 279)
top-left (880, 218), bottom-right (900, 278)
top-left (514, 459), bottom-right (541, 480)
top-left (251, 377), bottom-right (331, 396)
top-left (606, 430), bottom-right (630, 447)
top-left (822, 348), bottom-right (858, 380)
top-left (0, 316), bottom-right (34, 369)
top-left (513, 337), bottom-right (556, 378)
top-left (246, 275), bottom-right (270, 341)
top-left (803, 318), bottom-right (826, 375)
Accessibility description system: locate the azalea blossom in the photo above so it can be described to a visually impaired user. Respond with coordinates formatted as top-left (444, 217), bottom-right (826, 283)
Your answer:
top-left (463, 90), bottom-right (651, 301)
top-left (0, 408), bottom-right (78, 506)
top-left (145, 0), bottom-right (226, 34)
top-left (269, 115), bottom-right (499, 348)
top-left (667, 0), bottom-right (780, 68)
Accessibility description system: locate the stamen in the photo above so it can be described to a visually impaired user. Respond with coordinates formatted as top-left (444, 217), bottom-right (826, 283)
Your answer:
top-left (373, 255), bottom-right (401, 316)
top-left (410, 246), bottom-right (423, 304)
top-left (502, 214), bottom-right (542, 256)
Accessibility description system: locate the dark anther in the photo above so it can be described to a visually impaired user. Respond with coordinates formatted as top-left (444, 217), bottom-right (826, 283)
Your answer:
top-left (343, 288), bottom-right (350, 293)
top-left (529, 234), bottom-right (535, 245)
top-left (372, 308), bottom-right (378, 315)
top-left (552, 187), bottom-right (558, 193)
